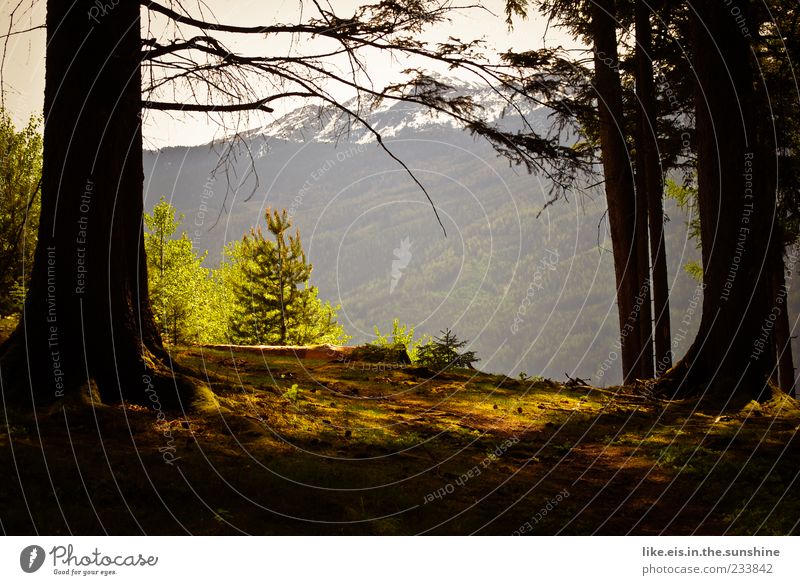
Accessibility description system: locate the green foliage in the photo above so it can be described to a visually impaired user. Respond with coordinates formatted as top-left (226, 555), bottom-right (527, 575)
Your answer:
top-left (518, 371), bottom-right (545, 383)
top-left (416, 328), bottom-right (479, 370)
top-left (683, 260), bottom-right (703, 283)
top-left (656, 444), bottom-right (718, 473)
top-left (665, 178), bottom-right (704, 281)
top-left (282, 383), bottom-right (302, 403)
top-left (664, 179), bottom-right (703, 282)
top-left (0, 109), bottom-right (42, 316)
top-left (144, 196), bottom-right (220, 344)
top-left (371, 318), bottom-right (429, 362)
top-left (227, 208), bottom-right (348, 346)
top-left (290, 282), bottom-right (350, 345)
top-left (351, 344), bottom-right (411, 364)
top-left (665, 178), bottom-right (700, 240)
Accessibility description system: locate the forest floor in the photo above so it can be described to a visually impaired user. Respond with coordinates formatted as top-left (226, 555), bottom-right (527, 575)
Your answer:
top-left (1, 343), bottom-right (799, 535)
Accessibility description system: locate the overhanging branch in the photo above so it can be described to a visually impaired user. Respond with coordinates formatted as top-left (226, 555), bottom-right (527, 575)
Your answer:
top-left (143, 99), bottom-right (275, 113)
top-left (143, 0), bottom-right (347, 36)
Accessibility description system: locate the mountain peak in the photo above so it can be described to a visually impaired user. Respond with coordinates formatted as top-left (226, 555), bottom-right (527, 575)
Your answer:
top-left (249, 72), bottom-right (538, 147)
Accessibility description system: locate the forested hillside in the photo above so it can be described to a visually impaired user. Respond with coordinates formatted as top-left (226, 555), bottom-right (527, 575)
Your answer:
top-left (143, 96), bottom-right (710, 383)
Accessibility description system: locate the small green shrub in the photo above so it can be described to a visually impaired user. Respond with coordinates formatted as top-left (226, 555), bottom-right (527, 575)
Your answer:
top-left (369, 319), bottom-right (429, 363)
top-left (416, 329), bottom-right (479, 370)
top-left (282, 383), bottom-right (302, 403)
top-left (351, 344), bottom-right (411, 364)
top-left (519, 372), bottom-right (545, 383)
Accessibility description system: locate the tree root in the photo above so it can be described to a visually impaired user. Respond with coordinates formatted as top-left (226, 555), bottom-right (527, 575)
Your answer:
top-left (652, 357), bottom-right (776, 410)
top-left (0, 333), bottom-right (219, 414)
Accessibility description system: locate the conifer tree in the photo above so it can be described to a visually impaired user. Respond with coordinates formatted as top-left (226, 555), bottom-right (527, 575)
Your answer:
top-left (229, 208), bottom-right (346, 346)
top-left (417, 329), bottom-right (479, 370)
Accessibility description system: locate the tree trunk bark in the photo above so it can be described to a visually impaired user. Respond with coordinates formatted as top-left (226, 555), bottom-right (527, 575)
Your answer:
top-left (591, 0), bottom-right (648, 384)
top-left (770, 242), bottom-right (796, 396)
top-left (0, 1), bottom-right (209, 408)
top-left (659, 1), bottom-right (777, 397)
top-left (634, 128), bottom-right (654, 379)
top-left (636, 0), bottom-right (671, 377)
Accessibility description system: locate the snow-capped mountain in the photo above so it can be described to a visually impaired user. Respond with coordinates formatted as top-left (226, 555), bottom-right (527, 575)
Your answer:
top-left (245, 74), bottom-right (549, 148)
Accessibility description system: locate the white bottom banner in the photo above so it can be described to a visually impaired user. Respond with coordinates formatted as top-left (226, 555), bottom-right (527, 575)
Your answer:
top-left (1, 536), bottom-right (797, 584)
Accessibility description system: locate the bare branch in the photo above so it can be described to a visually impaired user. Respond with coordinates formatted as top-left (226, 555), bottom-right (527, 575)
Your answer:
top-left (0, 23), bottom-right (44, 39)
top-left (144, 99), bottom-right (275, 113)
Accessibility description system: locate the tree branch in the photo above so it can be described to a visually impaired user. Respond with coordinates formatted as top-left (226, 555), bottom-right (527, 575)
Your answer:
top-left (143, 0), bottom-right (347, 36)
top-left (143, 99), bottom-right (275, 113)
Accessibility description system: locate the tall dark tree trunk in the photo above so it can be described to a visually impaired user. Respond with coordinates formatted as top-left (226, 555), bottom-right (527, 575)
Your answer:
top-left (660, 1), bottom-right (777, 396)
top-left (591, 0), bottom-right (649, 384)
top-left (634, 126), bottom-right (654, 379)
top-left (0, 1), bottom-right (204, 407)
top-left (635, 0), bottom-right (671, 377)
top-left (770, 242), bottom-right (796, 396)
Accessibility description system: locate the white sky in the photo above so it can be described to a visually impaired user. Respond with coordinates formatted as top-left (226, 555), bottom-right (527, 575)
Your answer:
top-left (0, 0), bottom-right (578, 147)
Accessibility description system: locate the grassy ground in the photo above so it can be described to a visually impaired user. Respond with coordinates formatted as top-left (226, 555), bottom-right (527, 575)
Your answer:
top-left (1, 344), bottom-right (798, 535)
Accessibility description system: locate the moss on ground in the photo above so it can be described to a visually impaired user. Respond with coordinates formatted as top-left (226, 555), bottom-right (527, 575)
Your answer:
top-left (0, 345), bottom-right (797, 535)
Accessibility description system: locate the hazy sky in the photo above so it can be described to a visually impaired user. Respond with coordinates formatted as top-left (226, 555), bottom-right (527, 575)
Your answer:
top-left (0, 1), bottom-right (577, 147)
